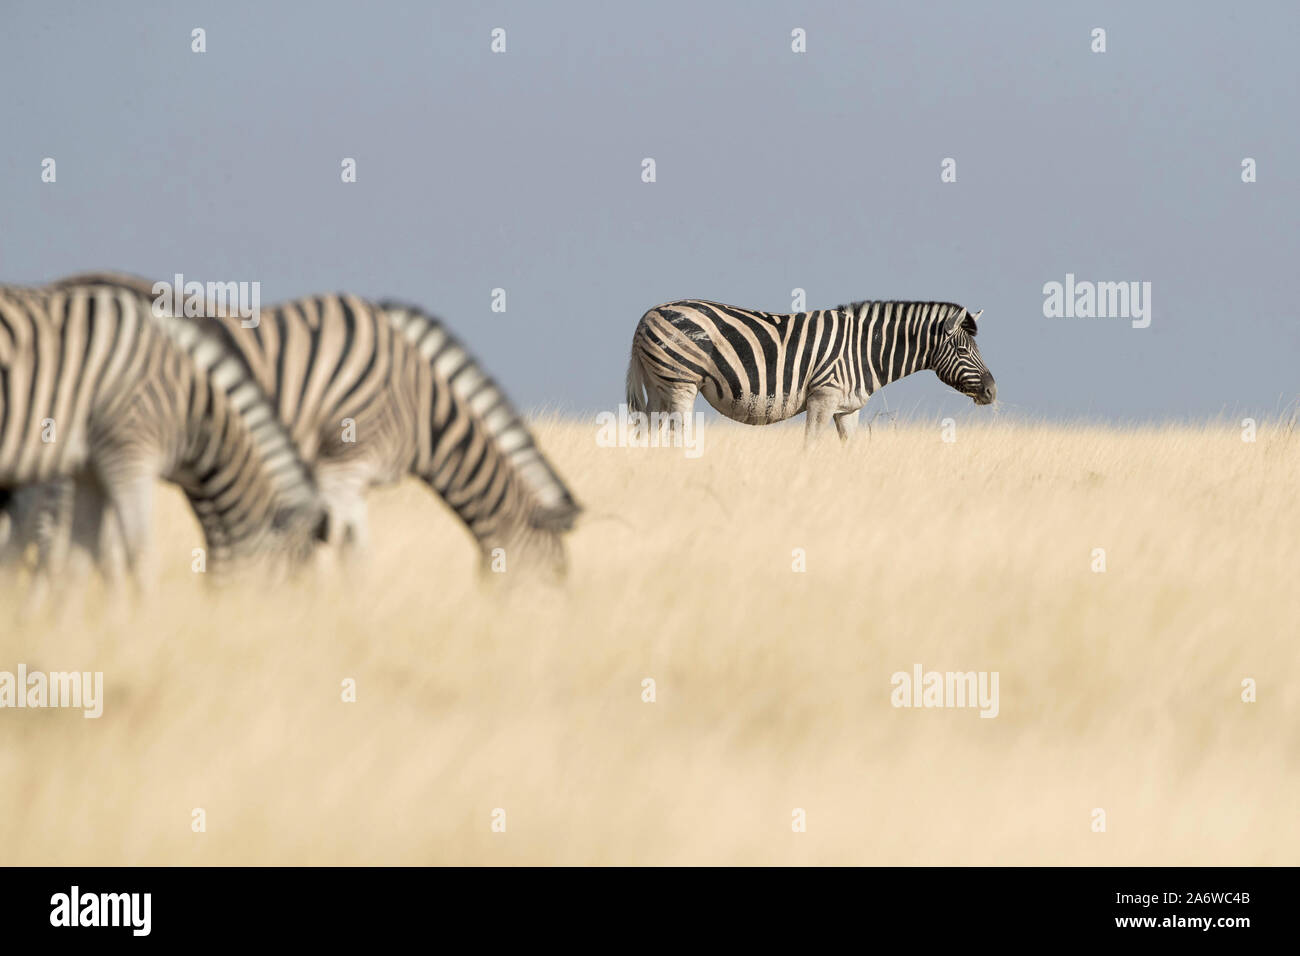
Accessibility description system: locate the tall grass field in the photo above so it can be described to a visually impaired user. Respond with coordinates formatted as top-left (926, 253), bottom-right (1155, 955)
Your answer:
top-left (1, 418), bottom-right (1294, 864)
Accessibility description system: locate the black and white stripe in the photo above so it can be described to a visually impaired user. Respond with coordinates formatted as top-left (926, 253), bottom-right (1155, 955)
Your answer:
top-left (0, 281), bottom-right (326, 591)
top-left (626, 299), bottom-right (997, 442)
top-left (383, 300), bottom-right (579, 572)
top-left (13, 274), bottom-right (580, 579)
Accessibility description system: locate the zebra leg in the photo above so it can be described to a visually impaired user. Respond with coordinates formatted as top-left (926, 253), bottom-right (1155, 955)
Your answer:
top-left (315, 465), bottom-right (372, 565)
top-left (0, 483), bottom-right (58, 571)
top-left (0, 488), bottom-right (31, 570)
top-left (657, 384), bottom-right (698, 446)
top-left (29, 477), bottom-right (110, 621)
top-left (0, 481), bottom-right (74, 614)
top-left (99, 468), bottom-right (158, 595)
top-left (69, 474), bottom-right (126, 588)
top-left (336, 494), bottom-right (370, 559)
top-left (834, 409), bottom-right (861, 445)
top-left (804, 392), bottom-right (839, 447)
top-left (0, 493), bottom-right (16, 569)
top-left (94, 509), bottom-right (128, 592)
top-left (640, 384), bottom-right (668, 442)
top-left (25, 480), bottom-right (76, 611)
top-left (36, 479), bottom-right (75, 575)
top-left (74, 475), bottom-right (132, 621)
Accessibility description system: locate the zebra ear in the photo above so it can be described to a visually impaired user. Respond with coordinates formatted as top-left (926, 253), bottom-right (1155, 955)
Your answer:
top-left (971, 309), bottom-right (983, 322)
top-left (945, 308), bottom-right (979, 336)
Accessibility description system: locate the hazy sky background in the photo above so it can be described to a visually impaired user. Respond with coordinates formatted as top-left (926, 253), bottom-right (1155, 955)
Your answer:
top-left (2, 1), bottom-right (1296, 422)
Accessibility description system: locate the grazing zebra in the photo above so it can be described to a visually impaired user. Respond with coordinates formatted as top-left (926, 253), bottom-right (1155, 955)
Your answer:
top-left (7, 273), bottom-right (580, 581)
top-left (626, 299), bottom-right (997, 443)
top-left (0, 281), bottom-right (327, 594)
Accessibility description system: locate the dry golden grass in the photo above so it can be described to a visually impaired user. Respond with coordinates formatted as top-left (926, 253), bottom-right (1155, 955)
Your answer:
top-left (1, 417), bottom-right (1296, 865)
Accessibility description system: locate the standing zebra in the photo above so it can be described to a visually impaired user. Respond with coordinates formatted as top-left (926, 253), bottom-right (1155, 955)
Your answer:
top-left (0, 281), bottom-right (327, 594)
top-left (627, 299), bottom-right (997, 443)
top-left (7, 273), bottom-right (579, 581)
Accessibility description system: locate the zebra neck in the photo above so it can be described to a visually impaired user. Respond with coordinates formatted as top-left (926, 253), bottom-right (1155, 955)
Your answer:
top-left (386, 304), bottom-right (580, 542)
top-left (860, 310), bottom-right (943, 389)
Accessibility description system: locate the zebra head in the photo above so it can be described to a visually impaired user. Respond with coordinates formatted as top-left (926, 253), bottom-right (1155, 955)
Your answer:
top-left (932, 307), bottom-right (996, 405)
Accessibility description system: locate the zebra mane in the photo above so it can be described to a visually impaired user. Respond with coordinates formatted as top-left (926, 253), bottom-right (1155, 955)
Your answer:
top-left (840, 300), bottom-right (973, 333)
top-left (46, 271), bottom-right (159, 300)
top-left (378, 298), bottom-right (580, 531)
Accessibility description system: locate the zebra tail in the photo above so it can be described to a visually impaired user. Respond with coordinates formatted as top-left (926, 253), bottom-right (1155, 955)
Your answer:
top-left (626, 348), bottom-right (648, 415)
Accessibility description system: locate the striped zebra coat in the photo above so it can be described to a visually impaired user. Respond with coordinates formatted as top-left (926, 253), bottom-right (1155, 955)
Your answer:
top-left (0, 281), bottom-right (327, 591)
top-left (5, 273), bottom-right (580, 582)
top-left (627, 299), bottom-right (997, 443)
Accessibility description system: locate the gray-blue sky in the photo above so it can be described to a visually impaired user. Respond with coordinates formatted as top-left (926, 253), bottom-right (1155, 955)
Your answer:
top-left (2, 1), bottom-right (1296, 421)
